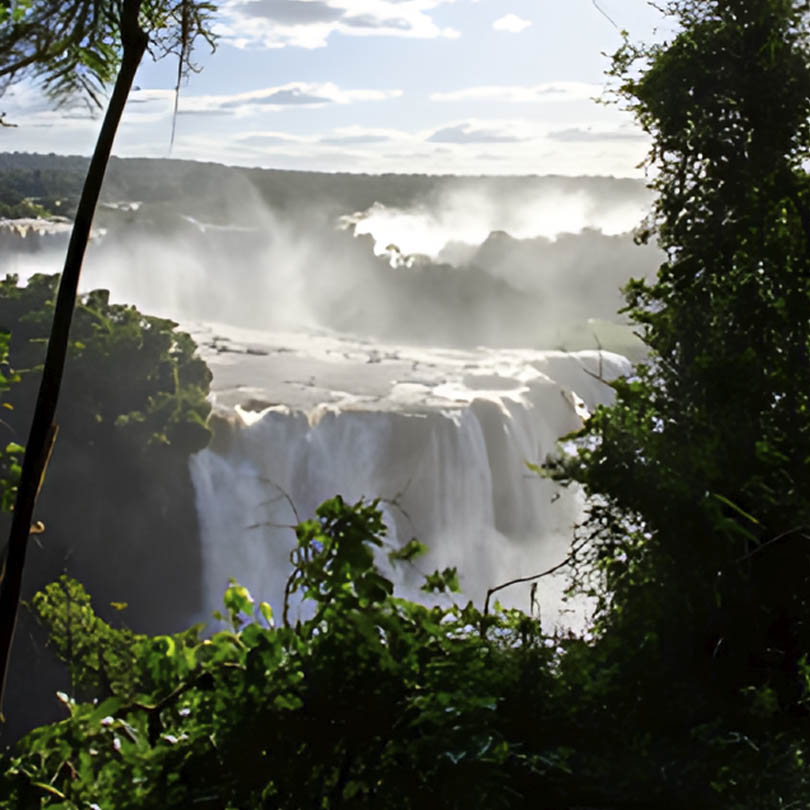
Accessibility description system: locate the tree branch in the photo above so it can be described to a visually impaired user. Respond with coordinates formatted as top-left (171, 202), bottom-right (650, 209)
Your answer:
top-left (484, 555), bottom-right (573, 616)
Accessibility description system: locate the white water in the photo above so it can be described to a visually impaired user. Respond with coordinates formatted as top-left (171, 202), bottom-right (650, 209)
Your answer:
top-left (343, 189), bottom-right (649, 259)
top-left (0, 189), bottom-right (641, 631)
top-left (188, 324), bottom-right (630, 628)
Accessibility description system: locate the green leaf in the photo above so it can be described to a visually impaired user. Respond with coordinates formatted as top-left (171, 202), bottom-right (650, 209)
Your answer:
top-left (223, 580), bottom-right (254, 622)
top-left (711, 493), bottom-right (760, 525)
top-left (421, 567), bottom-right (460, 594)
top-left (258, 601), bottom-right (274, 626)
top-left (388, 538), bottom-right (428, 563)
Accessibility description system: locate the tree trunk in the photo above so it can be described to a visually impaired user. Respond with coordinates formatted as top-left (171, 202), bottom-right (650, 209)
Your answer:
top-left (0, 0), bottom-right (148, 718)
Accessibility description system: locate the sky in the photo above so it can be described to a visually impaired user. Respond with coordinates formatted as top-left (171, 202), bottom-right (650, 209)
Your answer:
top-left (0, 0), bottom-right (669, 176)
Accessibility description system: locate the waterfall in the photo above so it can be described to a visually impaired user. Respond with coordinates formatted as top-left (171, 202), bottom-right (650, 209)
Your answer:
top-left (0, 189), bottom-right (643, 631)
top-left (189, 334), bottom-right (630, 629)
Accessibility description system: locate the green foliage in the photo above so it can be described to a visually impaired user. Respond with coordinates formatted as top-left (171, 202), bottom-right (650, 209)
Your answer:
top-left (387, 537), bottom-right (427, 564)
top-left (560, 0), bottom-right (810, 658)
top-left (31, 576), bottom-right (145, 701)
top-left (420, 566), bottom-right (460, 595)
top-left (0, 199), bottom-right (53, 219)
top-left (0, 0), bottom-right (32, 26)
top-left (0, 498), bottom-right (568, 809)
top-left (0, 158), bottom-right (95, 217)
top-left (2, 498), bottom-right (809, 807)
top-left (544, 0), bottom-right (810, 773)
top-left (0, 330), bottom-right (22, 512)
top-left (0, 273), bottom-right (212, 458)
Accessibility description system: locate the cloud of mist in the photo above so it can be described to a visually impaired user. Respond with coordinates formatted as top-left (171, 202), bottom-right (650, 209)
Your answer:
top-left (0, 171), bottom-right (661, 350)
top-left (344, 183), bottom-right (651, 259)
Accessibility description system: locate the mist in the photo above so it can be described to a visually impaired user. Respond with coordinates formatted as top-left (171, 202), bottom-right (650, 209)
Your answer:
top-left (344, 183), bottom-right (651, 259)
top-left (0, 157), bottom-right (662, 738)
top-left (0, 163), bottom-right (660, 619)
top-left (3, 168), bottom-right (660, 350)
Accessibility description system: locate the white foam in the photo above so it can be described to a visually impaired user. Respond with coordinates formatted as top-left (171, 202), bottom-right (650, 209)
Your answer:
top-left (189, 323), bottom-right (630, 629)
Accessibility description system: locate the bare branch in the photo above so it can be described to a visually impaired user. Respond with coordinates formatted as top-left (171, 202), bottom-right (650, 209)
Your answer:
top-left (734, 525), bottom-right (810, 565)
top-left (257, 476), bottom-right (301, 524)
top-left (484, 555), bottom-right (573, 616)
top-left (592, 0), bottom-right (620, 30)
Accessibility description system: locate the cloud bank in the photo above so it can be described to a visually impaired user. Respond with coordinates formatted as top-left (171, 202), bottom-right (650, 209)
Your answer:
top-left (217, 0), bottom-right (460, 49)
top-left (430, 82), bottom-right (602, 103)
top-left (127, 82), bottom-right (402, 117)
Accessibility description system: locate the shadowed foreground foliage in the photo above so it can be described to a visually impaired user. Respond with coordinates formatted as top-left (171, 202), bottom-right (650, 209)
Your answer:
top-left (553, 0), bottom-right (810, 736)
top-left (0, 272), bottom-right (214, 739)
top-left (0, 497), bottom-right (808, 809)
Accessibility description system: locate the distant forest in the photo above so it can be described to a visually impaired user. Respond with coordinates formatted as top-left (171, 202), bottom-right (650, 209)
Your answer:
top-left (0, 151), bottom-right (658, 354)
top-left (0, 151), bottom-right (649, 222)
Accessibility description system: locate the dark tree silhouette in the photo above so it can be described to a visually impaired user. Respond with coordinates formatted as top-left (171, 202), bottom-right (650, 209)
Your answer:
top-left (0, 0), bottom-right (215, 716)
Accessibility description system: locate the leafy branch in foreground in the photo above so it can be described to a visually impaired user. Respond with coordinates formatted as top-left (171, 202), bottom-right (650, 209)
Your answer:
top-left (0, 498), bottom-right (563, 809)
top-left (0, 0), bottom-right (215, 107)
top-left (3, 497), bottom-right (809, 808)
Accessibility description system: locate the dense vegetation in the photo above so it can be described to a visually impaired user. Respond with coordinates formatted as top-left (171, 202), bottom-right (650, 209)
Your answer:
top-left (0, 502), bottom-right (564, 809)
top-left (0, 274), bottom-right (213, 739)
top-left (552, 0), bottom-right (810, 802)
top-left (561, 0), bottom-right (810, 705)
top-left (0, 162), bottom-right (88, 218)
top-left (2, 0), bottom-right (810, 806)
top-left (0, 271), bottom-right (211, 526)
top-left (0, 273), bottom-right (211, 458)
top-left (0, 152), bottom-right (649, 224)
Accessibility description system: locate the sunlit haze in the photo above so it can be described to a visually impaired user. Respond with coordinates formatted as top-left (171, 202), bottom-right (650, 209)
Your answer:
top-left (346, 185), bottom-right (650, 258)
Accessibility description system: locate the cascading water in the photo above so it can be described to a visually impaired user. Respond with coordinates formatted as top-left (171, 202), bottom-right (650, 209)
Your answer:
top-left (0, 167), bottom-right (652, 634)
top-left (188, 325), bottom-right (631, 628)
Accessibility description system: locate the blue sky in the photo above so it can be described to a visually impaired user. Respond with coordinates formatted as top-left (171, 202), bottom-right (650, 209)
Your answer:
top-left (1, 0), bottom-right (667, 175)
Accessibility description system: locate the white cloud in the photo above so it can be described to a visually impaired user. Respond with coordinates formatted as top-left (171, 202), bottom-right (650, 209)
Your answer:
top-left (431, 82), bottom-right (602, 103)
top-left (547, 126), bottom-right (647, 143)
top-left (236, 130), bottom-right (310, 145)
top-left (217, 0), bottom-right (460, 49)
top-left (427, 120), bottom-right (532, 144)
top-left (167, 116), bottom-right (649, 176)
top-left (127, 82), bottom-right (402, 117)
top-left (492, 13), bottom-right (531, 33)
top-left (0, 76), bottom-right (648, 178)
top-left (319, 125), bottom-right (409, 144)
